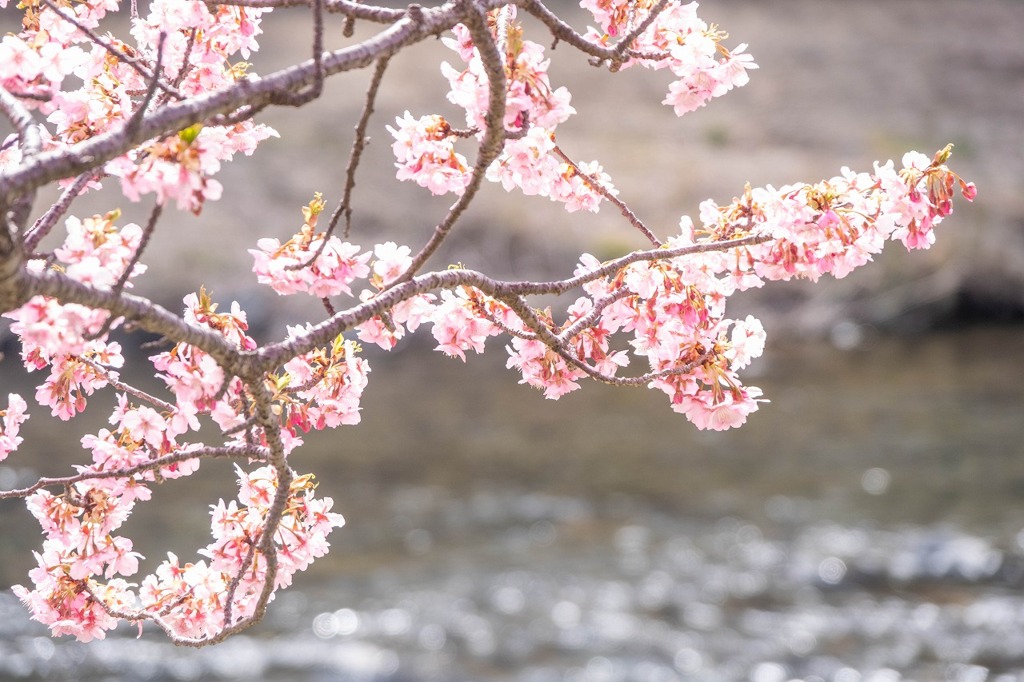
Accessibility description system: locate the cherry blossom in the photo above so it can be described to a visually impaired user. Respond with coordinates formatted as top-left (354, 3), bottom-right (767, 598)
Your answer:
top-left (396, 11), bottom-right (613, 212)
top-left (430, 289), bottom-right (503, 360)
top-left (138, 466), bottom-right (344, 639)
top-left (507, 337), bottom-right (588, 399)
top-left (278, 329), bottom-right (370, 430)
top-left (251, 194), bottom-right (372, 297)
top-left (388, 112), bottom-right (473, 196)
top-left (578, 0), bottom-right (758, 116)
top-left (0, 393), bottom-right (29, 461)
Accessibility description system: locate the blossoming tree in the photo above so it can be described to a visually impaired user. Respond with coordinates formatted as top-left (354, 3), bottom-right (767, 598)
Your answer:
top-left (0, 0), bottom-right (974, 645)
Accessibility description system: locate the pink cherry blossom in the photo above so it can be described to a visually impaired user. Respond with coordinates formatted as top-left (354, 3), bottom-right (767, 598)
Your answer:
top-left (372, 241), bottom-right (413, 286)
top-left (722, 315), bottom-right (767, 371)
top-left (0, 393), bottom-right (29, 461)
top-left (578, 0), bottom-right (757, 116)
top-left (506, 337), bottom-right (587, 399)
top-left (119, 406), bottom-right (167, 449)
top-left (251, 196), bottom-right (372, 298)
top-left (388, 112), bottom-right (473, 196)
top-left (430, 289), bottom-right (502, 360)
top-left (676, 384), bottom-right (765, 431)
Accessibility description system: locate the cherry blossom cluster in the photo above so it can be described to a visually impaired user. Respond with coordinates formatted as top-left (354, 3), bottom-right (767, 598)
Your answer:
top-left (533, 147), bottom-right (974, 429)
top-left (140, 467), bottom-right (343, 641)
top-left (705, 146), bottom-right (977, 283)
top-left (253, 149), bottom-right (974, 431)
top-left (1, 0), bottom-right (275, 214)
top-left (251, 194), bottom-right (371, 297)
top-left (105, 121), bottom-right (278, 214)
top-left (276, 327), bottom-right (370, 434)
top-left (392, 7), bottom-right (615, 211)
top-left (149, 288), bottom-right (254, 440)
top-left (14, 456), bottom-right (342, 642)
top-left (426, 149), bottom-right (969, 430)
top-left (0, 3), bottom-right (91, 102)
top-left (506, 302), bottom-right (628, 399)
top-left (2, 207), bottom-right (344, 642)
top-left (0, 393), bottom-right (29, 461)
top-left (580, 0), bottom-right (757, 115)
top-left (13, 387), bottom-right (191, 641)
top-left (353, 242), bottom-right (437, 350)
top-left (442, 12), bottom-right (575, 132)
top-left (12, 280), bottom-right (348, 641)
top-left (15, 485), bottom-right (142, 642)
top-left (388, 113), bottom-right (473, 196)
top-left (3, 211), bottom-right (143, 420)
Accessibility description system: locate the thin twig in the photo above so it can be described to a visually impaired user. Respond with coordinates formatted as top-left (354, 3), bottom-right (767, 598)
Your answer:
top-left (287, 54), bottom-right (391, 270)
top-left (124, 33), bottom-right (169, 138)
top-left (518, 0), bottom-right (622, 63)
top-left (166, 29), bottom-right (199, 94)
top-left (0, 445), bottom-right (268, 500)
top-left (220, 540), bottom-right (260, 628)
top-left (552, 143), bottom-right (661, 246)
top-left (83, 201), bottom-right (163, 341)
top-left (221, 415), bottom-right (258, 438)
top-left (502, 289), bottom-right (720, 388)
top-left (210, 102), bottom-right (270, 127)
top-left (609, 0), bottom-right (672, 64)
top-left (556, 288), bottom-right (631, 343)
top-left (342, 0), bottom-right (358, 35)
top-left (78, 355), bottom-right (176, 411)
top-left (496, 292), bottom-right (561, 348)
top-left (268, 0), bottom-right (326, 106)
top-left (209, 0), bottom-right (405, 23)
top-left (554, 343), bottom-right (716, 387)
top-left (24, 170), bottom-right (103, 254)
top-left (340, 55), bottom-right (389, 238)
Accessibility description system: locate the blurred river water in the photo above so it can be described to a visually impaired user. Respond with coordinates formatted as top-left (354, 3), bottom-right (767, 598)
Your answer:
top-left (1, 325), bottom-right (1023, 681)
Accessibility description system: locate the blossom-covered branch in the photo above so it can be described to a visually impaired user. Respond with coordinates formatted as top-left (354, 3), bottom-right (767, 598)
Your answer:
top-left (0, 0), bottom-right (974, 647)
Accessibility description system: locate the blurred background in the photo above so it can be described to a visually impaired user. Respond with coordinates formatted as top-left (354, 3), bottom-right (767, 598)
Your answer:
top-left (1, 1), bottom-right (1023, 680)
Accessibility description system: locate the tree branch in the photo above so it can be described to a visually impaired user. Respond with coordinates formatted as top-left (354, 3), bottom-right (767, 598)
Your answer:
top-left (209, 0), bottom-right (406, 23)
top-left (553, 143), bottom-right (661, 246)
top-left (19, 267), bottom-right (252, 374)
top-left (0, 444), bottom-right (268, 500)
top-left (257, 233), bottom-right (771, 366)
top-left (393, 1), bottom-right (512, 284)
top-left (0, 0), bottom-right (512, 199)
top-left (288, 53), bottom-right (391, 271)
top-left (339, 55), bottom-right (390, 239)
top-left (24, 170), bottom-right (103, 254)
top-left (0, 85), bottom-right (41, 234)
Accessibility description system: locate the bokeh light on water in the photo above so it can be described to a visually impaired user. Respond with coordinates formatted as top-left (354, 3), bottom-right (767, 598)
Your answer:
top-left (1, 326), bottom-right (1024, 681)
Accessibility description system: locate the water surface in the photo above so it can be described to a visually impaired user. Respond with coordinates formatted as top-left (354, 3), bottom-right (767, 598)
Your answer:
top-left (1, 326), bottom-right (1022, 681)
